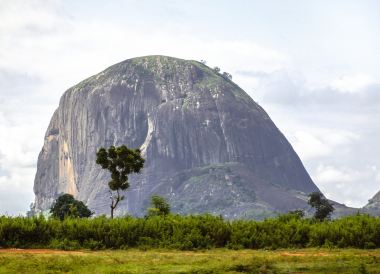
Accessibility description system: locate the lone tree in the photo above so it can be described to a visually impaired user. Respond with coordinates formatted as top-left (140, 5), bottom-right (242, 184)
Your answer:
top-left (213, 66), bottom-right (221, 73)
top-left (147, 195), bottom-right (171, 217)
top-left (222, 71), bottom-right (232, 80)
top-left (96, 145), bottom-right (145, 218)
top-left (50, 193), bottom-right (92, 220)
top-left (308, 192), bottom-right (334, 221)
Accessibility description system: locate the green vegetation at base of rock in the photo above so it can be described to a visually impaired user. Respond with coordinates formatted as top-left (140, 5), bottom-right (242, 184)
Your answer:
top-left (1, 214), bottom-right (380, 251)
top-left (241, 209), bottom-right (279, 220)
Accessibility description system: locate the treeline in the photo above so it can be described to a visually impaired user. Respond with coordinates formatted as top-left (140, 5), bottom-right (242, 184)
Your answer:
top-left (0, 214), bottom-right (379, 250)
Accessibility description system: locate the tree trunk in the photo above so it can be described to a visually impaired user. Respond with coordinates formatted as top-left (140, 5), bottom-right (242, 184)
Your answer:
top-left (110, 190), bottom-right (120, 219)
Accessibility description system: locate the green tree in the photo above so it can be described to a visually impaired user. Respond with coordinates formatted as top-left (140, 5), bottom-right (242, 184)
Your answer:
top-left (222, 71), bottom-right (232, 80)
top-left (96, 145), bottom-right (145, 218)
top-left (50, 193), bottom-right (92, 220)
top-left (147, 195), bottom-right (170, 217)
top-left (308, 192), bottom-right (334, 221)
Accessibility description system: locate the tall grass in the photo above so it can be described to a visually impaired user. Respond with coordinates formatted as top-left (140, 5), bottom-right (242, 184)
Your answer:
top-left (0, 214), bottom-right (379, 250)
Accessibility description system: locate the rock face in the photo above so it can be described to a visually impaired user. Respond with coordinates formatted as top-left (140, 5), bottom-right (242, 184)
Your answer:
top-left (33, 55), bottom-right (321, 219)
top-left (364, 191), bottom-right (380, 215)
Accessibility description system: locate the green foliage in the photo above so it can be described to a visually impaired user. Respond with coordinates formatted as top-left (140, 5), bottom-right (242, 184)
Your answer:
top-left (96, 145), bottom-right (145, 218)
top-left (1, 214), bottom-right (380, 250)
top-left (50, 194), bottom-right (92, 221)
top-left (147, 195), bottom-right (171, 217)
top-left (308, 192), bottom-right (335, 221)
top-left (222, 71), bottom-right (232, 80)
top-left (213, 66), bottom-right (220, 73)
top-left (96, 145), bottom-right (144, 191)
top-left (287, 209), bottom-right (305, 219)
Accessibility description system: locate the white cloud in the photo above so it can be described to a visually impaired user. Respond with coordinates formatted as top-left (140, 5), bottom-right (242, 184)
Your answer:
top-left (331, 73), bottom-right (375, 93)
top-left (284, 127), bottom-right (360, 161)
top-left (315, 165), bottom-right (361, 184)
top-left (237, 69), bottom-right (380, 109)
top-left (312, 164), bottom-right (379, 207)
top-left (291, 131), bottom-right (331, 160)
top-left (258, 87), bottom-right (379, 207)
top-left (0, 172), bottom-right (35, 215)
top-left (376, 172), bottom-right (380, 183)
top-left (0, 0), bottom-right (64, 33)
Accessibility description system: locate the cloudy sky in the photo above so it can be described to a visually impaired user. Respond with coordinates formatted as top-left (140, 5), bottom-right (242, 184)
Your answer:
top-left (0, 0), bottom-right (379, 214)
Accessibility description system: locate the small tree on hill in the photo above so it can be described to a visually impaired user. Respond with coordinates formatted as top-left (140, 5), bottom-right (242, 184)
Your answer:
top-left (96, 145), bottom-right (145, 218)
top-left (147, 195), bottom-right (170, 217)
top-left (222, 72), bottom-right (232, 80)
top-left (50, 193), bottom-right (92, 220)
top-left (308, 192), bottom-right (334, 221)
top-left (213, 66), bottom-right (221, 73)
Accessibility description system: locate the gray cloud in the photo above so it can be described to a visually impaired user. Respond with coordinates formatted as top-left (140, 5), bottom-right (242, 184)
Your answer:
top-left (0, 69), bottom-right (42, 97)
top-left (238, 69), bottom-right (380, 108)
top-left (236, 69), bottom-right (380, 207)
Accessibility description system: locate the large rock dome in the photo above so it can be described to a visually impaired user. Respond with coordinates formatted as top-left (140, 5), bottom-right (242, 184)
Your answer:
top-left (33, 55), bottom-right (320, 218)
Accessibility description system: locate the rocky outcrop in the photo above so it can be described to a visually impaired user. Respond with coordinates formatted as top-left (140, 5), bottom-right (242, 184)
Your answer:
top-left (363, 191), bottom-right (380, 215)
top-left (33, 55), bottom-right (322, 219)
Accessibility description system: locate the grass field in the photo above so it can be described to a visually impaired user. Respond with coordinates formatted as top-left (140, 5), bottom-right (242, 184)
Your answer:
top-left (0, 248), bottom-right (379, 273)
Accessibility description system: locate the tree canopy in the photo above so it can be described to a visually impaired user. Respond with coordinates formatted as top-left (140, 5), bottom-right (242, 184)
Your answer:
top-left (222, 71), bottom-right (232, 80)
top-left (308, 192), bottom-right (334, 221)
top-left (96, 145), bottom-right (145, 218)
top-left (147, 195), bottom-right (171, 217)
top-left (50, 193), bottom-right (92, 220)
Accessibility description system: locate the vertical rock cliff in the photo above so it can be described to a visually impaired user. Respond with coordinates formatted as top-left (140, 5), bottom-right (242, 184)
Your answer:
top-left (364, 191), bottom-right (380, 215)
top-left (33, 55), bottom-right (320, 218)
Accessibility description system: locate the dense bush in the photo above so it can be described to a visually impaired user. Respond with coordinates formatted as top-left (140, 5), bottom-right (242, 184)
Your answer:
top-left (0, 214), bottom-right (379, 250)
top-left (50, 194), bottom-right (92, 220)
top-left (147, 195), bottom-right (171, 217)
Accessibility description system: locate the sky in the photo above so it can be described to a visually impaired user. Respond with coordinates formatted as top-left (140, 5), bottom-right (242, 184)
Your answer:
top-left (0, 0), bottom-right (379, 215)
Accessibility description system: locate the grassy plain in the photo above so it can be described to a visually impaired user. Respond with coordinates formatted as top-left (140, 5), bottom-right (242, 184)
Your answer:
top-left (0, 248), bottom-right (379, 273)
